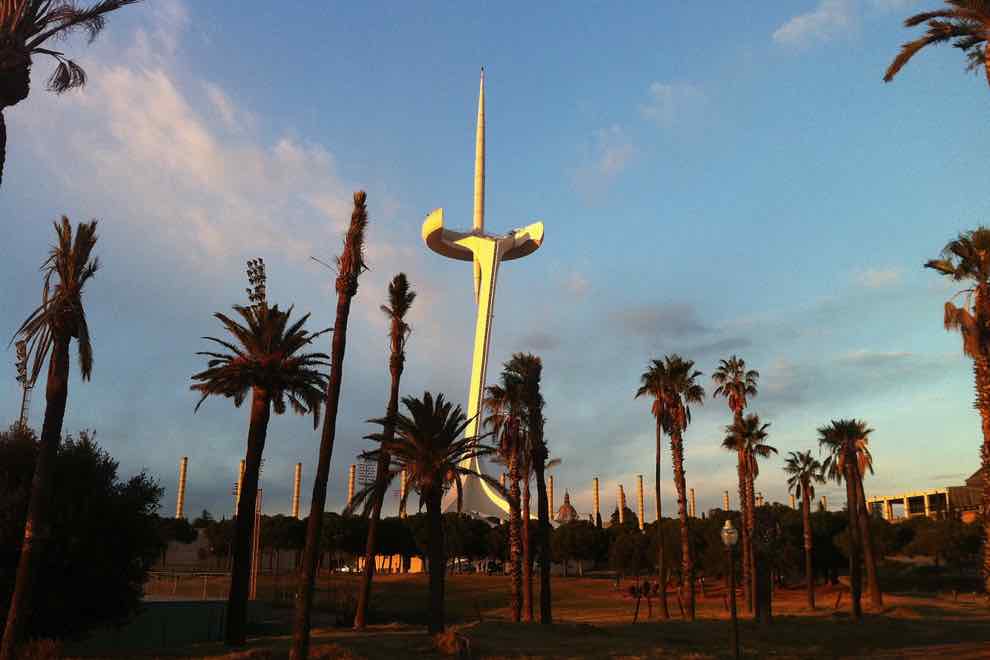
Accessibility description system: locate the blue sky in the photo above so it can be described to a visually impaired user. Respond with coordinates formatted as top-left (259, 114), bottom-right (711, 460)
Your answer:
top-left (1, 0), bottom-right (987, 521)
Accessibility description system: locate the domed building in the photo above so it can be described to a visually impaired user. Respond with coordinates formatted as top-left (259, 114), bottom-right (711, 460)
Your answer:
top-left (555, 491), bottom-right (579, 524)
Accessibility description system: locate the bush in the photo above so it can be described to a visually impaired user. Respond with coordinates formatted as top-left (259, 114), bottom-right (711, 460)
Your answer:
top-left (0, 426), bottom-right (163, 641)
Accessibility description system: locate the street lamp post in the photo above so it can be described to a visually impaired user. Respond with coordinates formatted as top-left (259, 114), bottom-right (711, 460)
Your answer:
top-left (721, 519), bottom-right (740, 660)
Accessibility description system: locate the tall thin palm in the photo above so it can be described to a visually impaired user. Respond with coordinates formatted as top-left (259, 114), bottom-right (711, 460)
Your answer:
top-left (2, 217), bottom-right (98, 660)
top-left (818, 419), bottom-right (874, 620)
top-left (712, 355), bottom-right (759, 612)
top-left (353, 273), bottom-right (415, 630)
top-left (883, 1), bottom-right (990, 87)
top-left (649, 354), bottom-right (704, 620)
top-left (505, 352), bottom-right (552, 624)
top-left (926, 227), bottom-right (990, 594)
top-left (292, 191), bottom-right (368, 660)
top-left (722, 413), bottom-right (776, 621)
top-left (784, 450), bottom-right (825, 609)
top-left (191, 297), bottom-right (329, 646)
top-left (0, 0), bottom-right (139, 187)
top-left (634, 360), bottom-right (671, 618)
top-left (363, 392), bottom-right (498, 634)
top-left (484, 376), bottom-right (525, 622)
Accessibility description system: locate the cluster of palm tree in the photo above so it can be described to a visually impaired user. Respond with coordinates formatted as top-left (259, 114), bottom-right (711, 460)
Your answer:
top-left (483, 353), bottom-right (554, 624)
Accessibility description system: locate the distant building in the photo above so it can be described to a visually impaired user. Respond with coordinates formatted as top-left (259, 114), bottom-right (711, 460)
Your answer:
top-left (555, 491), bottom-right (579, 524)
top-left (866, 468), bottom-right (983, 523)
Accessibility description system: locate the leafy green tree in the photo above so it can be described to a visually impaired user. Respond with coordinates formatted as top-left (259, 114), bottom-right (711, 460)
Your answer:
top-left (191, 288), bottom-right (330, 646)
top-left (924, 228), bottom-right (990, 594)
top-left (609, 530), bottom-right (649, 579)
top-left (4, 218), bottom-right (99, 660)
top-left (884, 1), bottom-right (990, 87)
top-left (0, 427), bottom-right (162, 643)
top-left (155, 516), bottom-right (197, 566)
top-left (0, 0), bottom-right (138, 188)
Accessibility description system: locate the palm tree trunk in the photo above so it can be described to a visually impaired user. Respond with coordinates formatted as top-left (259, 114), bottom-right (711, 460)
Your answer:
top-left (975, 356), bottom-right (990, 595)
top-left (0, 338), bottom-right (69, 660)
top-left (670, 431), bottom-right (694, 621)
top-left (802, 487), bottom-right (815, 610)
top-left (508, 455), bottom-right (523, 623)
top-left (522, 465), bottom-right (533, 622)
top-left (354, 359), bottom-right (403, 630)
top-left (534, 456), bottom-right (552, 624)
top-left (746, 465), bottom-right (757, 614)
top-left (845, 465), bottom-right (863, 621)
top-left (292, 247), bottom-right (362, 659)
top-left (427, 488), bottom-right (446, 634)
top-left (735, 447), bottom-right (752, 614)
top-left (655, 418), bottom-right (670, 619)
top-left (855, 474), bottom-right (882, 608)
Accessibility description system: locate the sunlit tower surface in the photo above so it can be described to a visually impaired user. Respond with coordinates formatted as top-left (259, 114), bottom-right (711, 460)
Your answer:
top-left (14, 339), bottom-right (32, 428)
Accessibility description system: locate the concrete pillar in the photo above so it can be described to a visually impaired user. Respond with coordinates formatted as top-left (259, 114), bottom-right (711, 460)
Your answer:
top-left (593, 477), bottom-right (600, 523)
top-left (549, 475), bottom-right (555, 516)
top-left (689, 487), bottom-right (696, 518)
top-left (789, 494), bottom-right (796, 510)
top-left (903, 496), bottom-right (910, 518)
top-left (292, 462), bottom-right (302, 519)
top-left (618, 484), bottom-right (626, 524)
top-left (347, 464), bottom-right (356, 508)
top-left (637, 475), bottom-right (645, 530)
top-left (175, 456), bottom-right (188, 519)
top-left (924, 493), bottom-right (931, 518)
top-left (821, 495), bottom-right (828, 512)
top-left (723, 490), bottom-right (730, 511)
top-left (884, 499), bottom-right (892, 521)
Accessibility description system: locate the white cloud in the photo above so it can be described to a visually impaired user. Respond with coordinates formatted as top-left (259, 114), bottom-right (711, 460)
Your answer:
top-left (639, 82), bottom-right (705, 127)
top-left (772, 0), bottom-right (856, 46)
top-left (855, 267), bottom-right (902, 288)
top-left (565, 271), bottom-right (589, 296)
top-left (12, 12), bottom-right (353, 268)
top-left (594, 124), bottom-right (634, 177)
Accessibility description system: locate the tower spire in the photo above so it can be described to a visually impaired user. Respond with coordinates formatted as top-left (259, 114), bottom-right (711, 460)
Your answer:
top-left (473, 67), bottom-right (485, 233)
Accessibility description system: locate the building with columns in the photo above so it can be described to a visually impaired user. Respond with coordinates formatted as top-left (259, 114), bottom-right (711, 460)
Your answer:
top-left (866, 468), bottom-right (983, 523)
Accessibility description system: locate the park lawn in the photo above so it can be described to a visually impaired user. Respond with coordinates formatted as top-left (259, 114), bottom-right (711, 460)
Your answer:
top-left (69, 575), bottom-right (990, 659)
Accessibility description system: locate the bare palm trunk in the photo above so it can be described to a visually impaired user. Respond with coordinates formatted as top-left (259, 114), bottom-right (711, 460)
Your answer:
top-left (845, 465), bottom-right (863, 621)
top-left (427, 488), bottom-right (445, 634)
top-left (225, 387), bottom-right (271, 646)
top-left (534, 455), bottom-right (552, 624)
top-left (291, 192), bottom-right (367, 660)
top-left (802, 486), bottom-right (815, 610)
top-left (670, 431), bottom-right (694, 620)
top-left (354, 356), bottom-right (403, 629)
top-left (976, 356), bottom-right (990, 595)
top-left (655, 418), bottom-right (670, 619)
top-left (508, 454), bottom-right (523, 623)
top-left (735, 447), bottom-right (752, 614)
top-left (855, 474), bottom-right (882, 609)
top-left (522, 464), bottom-right (533, 622)
top-left (0, 338), bottom-right (69, 660)
top-left (746, 466), bottom-right (757, 614)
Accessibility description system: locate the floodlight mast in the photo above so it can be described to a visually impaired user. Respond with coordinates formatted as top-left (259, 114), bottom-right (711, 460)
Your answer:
top-left (14, 340), bottom-right (32, 429)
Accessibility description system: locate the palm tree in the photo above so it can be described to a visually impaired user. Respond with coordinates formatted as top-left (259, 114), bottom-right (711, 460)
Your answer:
top-left (926, 227), bottom-right (990, 594)
top-left (292, 191), bottom-right (368, 660)
top-left (711, 356), bottom-right (759, 612)
top-left (1, 217), bottom-right (98, 660)
top-left (363, 392), bottom-right (498, 633)
top-left (190, 293), bottom-right (330, 646)
top-left (484, 377), bottom-right (524, 622)
top-left (634, 360), bottom-right (671, 619)
top-left (784, 451), bottom-right (826, 609)
top-left (352, 273), bottom-right (415, 630)
top-left (647, 354), bottom-right (704, 620)
top-left (0, 0), bottom-right (138, 187)
top-left (883, 2), bottom-right (990, 87)
top-left (505, 352), bottom-right (552, 624)
top-left (722, 413), bottom-right (776, 622)
top-left (820, 419), bottom-right (882, 610)
top-left (818, 419), bottom-right (875, 620)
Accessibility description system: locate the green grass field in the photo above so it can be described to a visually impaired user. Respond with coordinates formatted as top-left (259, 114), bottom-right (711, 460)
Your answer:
top-left (68, 574), bottom-right (990, 659)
